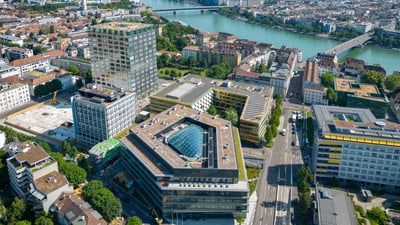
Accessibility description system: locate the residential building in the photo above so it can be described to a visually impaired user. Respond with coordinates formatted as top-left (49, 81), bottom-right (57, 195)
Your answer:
top-left (6, 47), bottom-right (34, 61)
top-left (343, 58), bottom-right (365, 76)
top-left (150, 74), bottom-right (274, 145)
top-left (21, 66), bottom-right (69, 96)
top-left (0, 63), bottom-right (21, 79)
top-left (10, 50), bottom-right (66, 75)
top-left (51, 56), bottom-right (91, 75)
top-left (72, 84), bottom-right (136, 148)
top-left (0, 82), bottom-right (30, 113)
top-left (302, 58), bottom-right (328, 105)
top-left (197, 46), bottom-right (241, 69)
top-left (182, 45), bottom-right (199, 59)
top-left (334, 77), bottom-right (388, 118)
top-left (6, 141), bottom-right (72, 215)
top-left (390, 92), bottom-right (400, 122)
top-left (77, 45), bottom-right (90, 59)
top-left (0, 35), bottom-right (23, 47)
top-left (312, 105), bottom-right (400, 191)
top-left (120, 105), bottom-right (249, 221)
top-left (88, 138), bottom-right (121, 174)
top-left (89, 22), bottom-right (158, 99)
top-left (314, 186), bottom-right (357, 225)
top-left (52, 192), bottom-right (107, 225)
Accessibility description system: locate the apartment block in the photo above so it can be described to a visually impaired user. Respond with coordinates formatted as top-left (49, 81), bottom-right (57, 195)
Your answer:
top-left (0, 82), bottom-right (30, 113)
top-left (6, 47), bottom-right (34, 61)
top-left (89, 22), bottom-right (158, 99)
top-left (6, 141), bottom-right (72, 215)
top-left (312, 105), bottom-right (400, 191)
top-left (72, 84), bottom-right (136, 148)
top-left (197, 46), bottom-right (242, 69)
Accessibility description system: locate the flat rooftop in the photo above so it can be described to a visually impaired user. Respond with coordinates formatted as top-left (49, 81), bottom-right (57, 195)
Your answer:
top-left (92, 22), bottom-right (152, 31)
top-left (121, 105), bottom-right (238, 176)
top-left (335, 77), bottom-right (385, 102)
top-left (153, 74), bottom-right (273, 122)
top-left (6, 102), bottom-right (75, 142)
top-left (76, 84), bottom-right (134, 107)
top-left (313, 105), bottom-right (400, 142)
top-left (34, 171), bottom-right (69, 194)
top-left (14, 142), bottom-right (50, 166)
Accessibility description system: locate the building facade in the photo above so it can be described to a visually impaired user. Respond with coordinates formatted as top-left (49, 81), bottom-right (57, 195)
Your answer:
top-left (72, 84), bottom-right (136, 148)
top-left (312, 105), bottom-right (400, 191)
top-left (0, 82), bottom-right (30, 113)
top-left (150, 75), bottom-right (274, 146)
top-left (6, 141), bottom-right (72, 215)
top-left (89, 22), bottom-right (158, 99)
top-left (120, 105), bottom-right (249, 221)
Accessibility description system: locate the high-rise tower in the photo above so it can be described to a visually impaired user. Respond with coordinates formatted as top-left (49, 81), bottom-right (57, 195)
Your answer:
top-left (89, 22), bottom-right (158, 99)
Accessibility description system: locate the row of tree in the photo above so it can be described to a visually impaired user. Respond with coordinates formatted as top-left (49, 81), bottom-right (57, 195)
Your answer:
top-left (82, 180), bottom-right (122, 222)
top-left (265, 95), bottom-right (283, 147)
top-left (297, 167), bottom-right (312, 217)
top-left (33, 79), bottom-right (62, 98)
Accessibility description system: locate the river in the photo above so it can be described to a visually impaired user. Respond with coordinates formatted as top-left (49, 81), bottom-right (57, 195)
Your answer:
top-left (143, 0), bottom-right (399, 74)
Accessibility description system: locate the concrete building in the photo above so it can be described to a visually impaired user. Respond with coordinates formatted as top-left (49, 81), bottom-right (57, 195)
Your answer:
top-left (0, 63), bottom-right (21, 79)
top-left (150, 74), bottom-right (274, 145)
top-left (312, 105), bottom-right (400, 190)
top-left (182, 45), bottom-right (199, 59)
top-left (52, 192), bottom-right (107, 225)
top-left (6, 47), bottom-right (34, 61)
top-left (10, 50), bottom-right (66, 75)
top-left (314, 186), bottom-right (357, 225)
top-left (72, 84), bottom-right (136, 148)
top-left (120, 105), bottom-right (249, 221)
top-left (0, 35), bottom-right (23, 47)
top-left (88, 138), bottom-right (121, 174)
top-left (0, 82), bottom-right (30, 113)
top-left (89, 22), bottom-right (158, 99)
top-left (6, 141), bottom-right (72, 215)
top-left (198, 46), bottom-right (242, 69)
top-left (334, 77), bottom-right (388, 118)
top-left (21, 67), bottom-right (70, 96)
top-left (390, 92), bottom-right (400, 123)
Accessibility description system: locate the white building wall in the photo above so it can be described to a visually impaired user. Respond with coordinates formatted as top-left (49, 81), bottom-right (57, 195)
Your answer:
top-left (0, 84), bottom-right (31, 113)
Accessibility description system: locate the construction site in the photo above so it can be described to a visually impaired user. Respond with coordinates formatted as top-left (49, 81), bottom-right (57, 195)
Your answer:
top-left (5, 93), bottom-right (75, 145)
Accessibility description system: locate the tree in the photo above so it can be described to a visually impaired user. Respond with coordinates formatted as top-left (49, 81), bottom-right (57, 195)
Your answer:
top-left (223, 107), bottom-right (238, 127)
top-left (127, 216), bottom-right (142, 225)
top-left (83, 180), bottom-right (104, 199)
top-left (61, 140), bottom-right (71, 155)
top-left (206, 63), bottom-right (231, 79)
top-left (67, 65), bottom-right (80, 75)
top-left (298, 192), bottom-right (312, 215)
top-left (385, 74), bottom-right (400, 93)
top-left (186, 56), bottom-right (197, 69)
top-left (7, 197), bottom-right (26, 223)
top-left (320, 72), bottom-right (335, 88)
top-left (361, 70), bottom-right (385, 89)
top-left (157, 53), bottom-right (170, 68)
top-left (35, 216), bottom-right (54, 225)
top-left (236, 214), bottom-right (245, 225)
top-left (327, 87), bottom-right (337, 105)
top-left (367, 207), bottom-right (388, 225)
top-left (59, 162), bottom-right (87, 186)
top-left (16, 221), bottom-right (32, 225)
top-left (33, 46), bottom-right (47, 55)
top-left (207, 105), bottom-right (217, 116)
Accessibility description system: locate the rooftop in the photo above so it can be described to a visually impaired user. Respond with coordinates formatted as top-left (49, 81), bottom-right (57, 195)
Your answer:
top-left (76, 84), bottom-right (133, 106)
top-left (34, 171), bottom-right (69, 195)
top-left (93, 22), bottom-right (152, 31)
top-left (316, 186), bottom-right (357, 225)
top-left (335, 78), bottom-right (384, 102)
top-left (153, 74), bottom-right (273, 121)
top-left (313, 105), bottom-right (400, 144)
top-left (121, 105), bottom-right (239, 176)
top-left (89, 138), bottom-right (120, 156)
top-left (13, 142), bottom-right (50, 166)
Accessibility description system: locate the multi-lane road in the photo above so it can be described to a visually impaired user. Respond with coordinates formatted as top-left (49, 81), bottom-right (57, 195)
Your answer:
top-left (253, 101), bottom-right (307, 225)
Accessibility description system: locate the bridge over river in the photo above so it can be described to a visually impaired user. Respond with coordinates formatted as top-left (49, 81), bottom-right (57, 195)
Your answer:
top-left (152, 6), bottom-right (230, 13)
top-left (324, 33), bottom-right (373, 56)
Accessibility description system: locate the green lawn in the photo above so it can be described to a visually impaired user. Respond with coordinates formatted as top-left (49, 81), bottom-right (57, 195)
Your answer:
top-left (233, 128), bottom-right (246, 181)
top-left (247, 167), bottom-right (261, 195)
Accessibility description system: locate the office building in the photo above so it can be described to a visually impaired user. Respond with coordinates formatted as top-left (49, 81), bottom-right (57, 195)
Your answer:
top-left (312, 105), bottom-right (400, 191)
top-left (88, 138), bottom-right (121, 174)
top-left (334, 77), bottom-right (388, 118)
top-left (120, 105), bottom-right (249, 220)
top-left (150, 74), bottom-right (274, 145)
top-left (6, 141), bottom-right (72, 215)
top-left (72, 84), bottom-right (136, 148)
top-left (89, 22), bottom-right (158, 99)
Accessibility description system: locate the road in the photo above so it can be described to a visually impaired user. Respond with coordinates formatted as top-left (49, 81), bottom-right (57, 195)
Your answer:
top-left (252, 100), bottom-right (307, 225)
